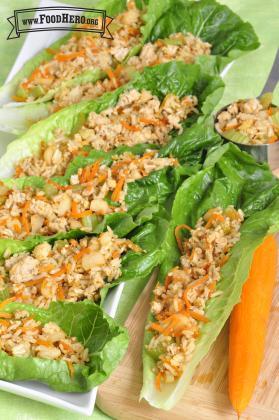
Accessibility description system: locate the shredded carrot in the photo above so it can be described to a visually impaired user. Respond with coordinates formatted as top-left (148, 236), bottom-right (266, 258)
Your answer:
top-left (36, 339), bottom-right (53, 347)
top-left (24, 278), bottom-right (45, 287)
top-left (21, 201), bottom-right (30, 234)
top-left (267, 107), bottom-right (273, 116)
top-left (205, 213), bottom-right (225, 229)
top-left (36, 194), bottom-right (49, 202)
top-left (220, 254), bottom-right (229, 267)
top-left (65, 263), bottom-right (72, 273)
top-left (13, 220), bottom-right (22, 234)
top-left (138, 151), bottom-right (157, 161)
top-left (67, 361), bottom-right (75, 378)
top-left (0, 219), bottom-right (7, 226)
top-left (98, 173), bottom-right (108, 183)
top-left (90, 159), bottom-right (102, 179)
top-left (155, 371), bottom-right (162, 390)
top-left (39, 264), bottom-right (55, 273)
top-left (74, 247), bottom-right (91, 261)
top-left (51, 266), bottom-right (66, 278)
top-left (106, 68), bottom-right (118, 88)
top-left (139, 117), bottom-right (165, 126)
top-left (55, 50), bottom-right (85, 61)
top-left (175, 224), bottom-right (192, 253)
top-left (0, 312), bottom-right (12, 319)
top-left (0, 297), bottom-right (16, 310)
top-left (164, 274), bottom-right (173, 289)
top-left (183, 274), bottom-right (209, 309)
top-left (46, 48), bottom-right (57, 55)
top-left (12, 95), bottom-right (26, 102)
top-left (47, 179), bottom-right (71, 191)
top-left (70, 200), bottom-right (92, 218)
top-left (120, 120), bottom-right (140, 132)
top-left (268, 135), bottom-right (278, 144)
top-left (0, 319), bottom-right (10, 327)
top-left (111, 176), bottom-right (125, 202)
top-left (80, 165), bottom-right (91, 183)
top-left (60, 341), bottom-right (73, 353)
top-left (188, 310), bottom-right (209, 323)
top-left (57, 284), bottom-right (65, 300)
top-left (112, 250), bottom-right (120, 259)
top-left (149, 322), bottom-right (166, 334)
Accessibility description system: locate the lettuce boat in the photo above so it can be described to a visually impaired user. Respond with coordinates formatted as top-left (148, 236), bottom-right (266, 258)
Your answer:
top-left (0, 300), bottom-right (129, 392)
top-left (141, 143), bottom-right (279, 409)
top-left (0, 61), bottom-right (224, 178)
top-left (0, 122), bottom-right (221, 254)
top-left (0, 0), bottom-right (259, 134)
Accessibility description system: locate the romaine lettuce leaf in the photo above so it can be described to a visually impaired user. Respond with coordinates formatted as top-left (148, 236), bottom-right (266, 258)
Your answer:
top-left (147, 0), bottom-right (260, 71)
top-left (0, 61), bottom-right (224, 178)
top-left (0, 300), bottom-right (128, 392)
top-left (141, 143), bottom-right (279, 409)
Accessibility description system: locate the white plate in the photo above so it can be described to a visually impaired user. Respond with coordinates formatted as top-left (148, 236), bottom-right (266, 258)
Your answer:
top-left (0, 0), bottom-right (126, 415)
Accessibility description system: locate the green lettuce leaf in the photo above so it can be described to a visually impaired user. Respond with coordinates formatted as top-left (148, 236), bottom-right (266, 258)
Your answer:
top-left (0, 61), bottom-right (224, 178)
top-left (147, 0), bottom-right (260, 71)
top-left (0, 300), bottom-right (128, 392)
top-left (141, 143), bottom-right (279, 409)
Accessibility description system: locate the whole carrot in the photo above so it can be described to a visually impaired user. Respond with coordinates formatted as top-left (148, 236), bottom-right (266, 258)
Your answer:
top-left (228, 235), bottom-right (277, 416)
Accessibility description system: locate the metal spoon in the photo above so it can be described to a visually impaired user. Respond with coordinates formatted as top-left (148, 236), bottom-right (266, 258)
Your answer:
top-left (214, 49), bottom-right (279, 169)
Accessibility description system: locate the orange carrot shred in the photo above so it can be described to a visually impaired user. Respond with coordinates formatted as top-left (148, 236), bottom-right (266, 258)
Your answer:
top-left (205, 213), bottom-right (225, 229)
top-left (111, 176), bottom-right (125, 202)
top-left (55, 51), bottom-right (85, 61)
top-left (67, 361), bottom-right (75, 378)
top-left (175, 224), bottom-right (192, 253)
top-left (21, 201), bottom-right (31, 234)
top-left (36, 339), bottom-right (53, 347)
top-left (0, 312), bottom-right (12, 319)
top-left (155, 371), bottom-right (162, 390)
top-left (120, 120), bottom-right (140, 132)
top-left (74, 247), bottom-right (91, 261)
top-left (0, 297), bottom-right (16, 310)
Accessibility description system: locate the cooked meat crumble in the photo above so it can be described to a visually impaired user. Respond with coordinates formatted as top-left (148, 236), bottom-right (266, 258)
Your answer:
top-left (0, 229), bottom-right (140, 308)
top-left (146, 206), bottom-right (244, 387)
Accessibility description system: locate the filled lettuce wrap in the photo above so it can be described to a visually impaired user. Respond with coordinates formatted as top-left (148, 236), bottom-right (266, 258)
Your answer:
top-left (0, 300), bottom-right (128, 392)
top-left (0, 0), bottom-right (258, 133)
top-left (141, 143), bottom-right (279, 409)
top-left (0, 122), bottom-right (221, 252)
top-left (0, 61), bottom-right (224, 178)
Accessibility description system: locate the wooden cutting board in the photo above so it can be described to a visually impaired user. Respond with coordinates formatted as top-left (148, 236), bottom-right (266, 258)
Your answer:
top-left (97, 169), bottom-right (279, 419)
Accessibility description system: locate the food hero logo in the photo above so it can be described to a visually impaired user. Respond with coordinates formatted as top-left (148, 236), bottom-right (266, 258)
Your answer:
top-left (7, 6), bottom-right (114, 40)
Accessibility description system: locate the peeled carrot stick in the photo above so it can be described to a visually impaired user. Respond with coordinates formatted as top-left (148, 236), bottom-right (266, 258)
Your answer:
top-left (229, 235), bottom-right (277, 416)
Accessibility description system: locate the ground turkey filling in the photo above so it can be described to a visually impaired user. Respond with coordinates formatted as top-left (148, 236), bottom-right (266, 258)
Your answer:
top-left (0, 229), bottom-right (140, 308)
top-left (15, 2), bottom-right (143, 102)
top-left (15, 89), bottom-right (197, 178)
top-left (1, 151), bottom-right (177, 239)
top-left (215, 98), bottom-right (279, 145)
top-left (0, 310), bottom-right (88, 372)
top-left (53, 32), bottom-right (211, 109)
top-left (147, 206), bottom-right (244, 388)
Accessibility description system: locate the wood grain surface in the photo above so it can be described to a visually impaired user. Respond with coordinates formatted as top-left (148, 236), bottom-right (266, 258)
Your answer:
top-left (97, 173), bottom-right (279, 420)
